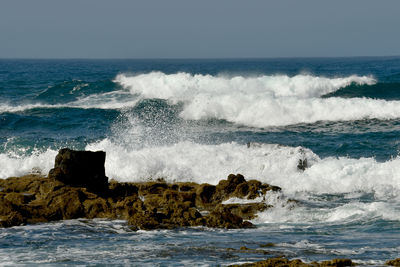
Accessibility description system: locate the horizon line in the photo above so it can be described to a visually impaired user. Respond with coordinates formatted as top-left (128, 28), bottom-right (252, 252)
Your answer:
top-left (1, 55), bottom-right (400, 60)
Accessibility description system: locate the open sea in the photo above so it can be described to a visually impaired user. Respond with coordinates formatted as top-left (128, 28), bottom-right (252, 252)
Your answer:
top-left (1, 58), bottom-right (400, 266)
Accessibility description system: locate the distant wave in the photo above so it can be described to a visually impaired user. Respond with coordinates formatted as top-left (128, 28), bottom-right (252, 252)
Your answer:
top-left (7, 72), bottom-right (400, 127)
top-left (114, 72), bottom-right (400, 127)
top-left (0, 90), bottom-right (139, 113)
top-left (324, 82), bottom-right (400, 100)
top-left (115, 72), bottom-right (375, 99)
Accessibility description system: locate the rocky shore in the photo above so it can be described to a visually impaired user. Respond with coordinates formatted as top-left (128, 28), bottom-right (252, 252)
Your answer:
top-left (0, 148), bottom-right (282, 229)
top-left (1, 148), bottom-right (400, 266)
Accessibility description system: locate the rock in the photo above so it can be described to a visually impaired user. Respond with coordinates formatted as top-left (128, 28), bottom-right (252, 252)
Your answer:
top-left (83, 197), bottom-right (111, 219)
top-left (0, 211), bottom-right (24, 228)
top-left (139, 182), bottom-right (168, 195)
top-left (0, 169), bottom-right (288, 230)
top-left (196, 183), bottom-right (216, 206)
top-left (44, 187), bottom-right (86, 220)
top-left (224, 203), bottom-right (272, 220)
top-left (215, 173), bottom-right (247, 201)
top-left (386, 258), bottom-right (400, 266)
top-left (205, 204), bottom-right (250, 229)
top-left (297, 158), bottom-right (308, 171)
top-left (230, 257), bottom-right (355, 267)
top-left (259, 243), bottom-right (275, 248)
top-left (48, 148), bottom-right (108, 194)
top-left (108, 180), bottom-right (138, 199)
top-left (319, 259), bottom-right (354, 267)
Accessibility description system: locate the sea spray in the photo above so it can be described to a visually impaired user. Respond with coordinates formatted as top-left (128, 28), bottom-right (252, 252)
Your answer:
top-left (115, 72), bottom-right (400, 126)
top-left (2, 58), bottom-right (400, 264)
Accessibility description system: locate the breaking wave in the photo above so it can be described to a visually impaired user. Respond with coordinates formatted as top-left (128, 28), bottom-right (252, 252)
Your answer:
top-left (3, 140), bottom-right (400, 202)
top-left (114, 72), bottom-right (400, 127)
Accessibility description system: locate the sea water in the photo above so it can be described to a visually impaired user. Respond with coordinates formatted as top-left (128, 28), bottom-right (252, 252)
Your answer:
top-left (1, 58), bottom-right (400, 266)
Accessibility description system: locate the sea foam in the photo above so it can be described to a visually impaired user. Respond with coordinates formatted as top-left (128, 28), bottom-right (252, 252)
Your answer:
top-left (3, 140), bottom-right (399, 201)
top-left (0, 149), bottom-right (57, 178)
top-left (83, 140), bottom-right (400, 200)
top-left (2, 140), bottom-right (400, 224)
top-left (6, 72), bottom-right (400, 128)
top-left (115, 72), bottom-right (400, 127)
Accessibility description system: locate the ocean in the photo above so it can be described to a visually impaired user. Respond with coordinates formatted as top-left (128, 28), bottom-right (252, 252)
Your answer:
top-left (1, 58), bottom-right (400, 266)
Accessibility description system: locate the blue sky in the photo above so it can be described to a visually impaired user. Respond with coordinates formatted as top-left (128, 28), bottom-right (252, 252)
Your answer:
top-left (1, 0), bottom-right (399, 58)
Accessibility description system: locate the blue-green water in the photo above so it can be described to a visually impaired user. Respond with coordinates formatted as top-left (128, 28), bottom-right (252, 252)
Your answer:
top-left (1, 58), bottom-right (400, 266)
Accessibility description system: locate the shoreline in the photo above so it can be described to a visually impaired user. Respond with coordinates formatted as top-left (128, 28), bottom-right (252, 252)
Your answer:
top-left (2, 175), bottom-right (400, 266)
top-left (1, 148), bottom-right (399, 266)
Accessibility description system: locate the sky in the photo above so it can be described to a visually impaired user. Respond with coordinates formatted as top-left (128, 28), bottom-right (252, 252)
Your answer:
top-left (0, 0), bottom-right (400, 59)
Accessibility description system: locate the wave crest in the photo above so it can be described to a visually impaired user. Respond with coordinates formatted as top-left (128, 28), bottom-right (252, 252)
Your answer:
top-left (115, 72), bottom-right (400, 127)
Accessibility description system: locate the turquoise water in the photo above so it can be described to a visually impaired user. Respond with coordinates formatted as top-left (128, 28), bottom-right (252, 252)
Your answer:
top-left (1, 58), bottom-right (400, 265)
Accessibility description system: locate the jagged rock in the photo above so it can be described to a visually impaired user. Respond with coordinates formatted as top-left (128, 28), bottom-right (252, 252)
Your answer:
top-left (1, 167), bottom-right (289, 230)
top-left (217, 174), bottom-right (246, 196)
top-left (196, 183), bottom-right (216, 206)
top-left (48, 148), bottom-right (108, 194)
top-left (108, 180), bottom-right (138, 199)
top-left (205, 204), bottom-right (246, 229)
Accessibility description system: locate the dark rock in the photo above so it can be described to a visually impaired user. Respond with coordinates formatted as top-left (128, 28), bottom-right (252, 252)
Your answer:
top-left (0, 172), bottom-right (288, 230)
top-left (108, 180), bottom-right (138, 199)
top-left (205, 204), bottom-right (250, 229)
top-left (196, 183), bottom-right (216, 206)
top-left (139, 182), bottom-right (168, 195)
top-left (48, 148), bottom-right (108, 194)
top-left (319, 259), bottom-right (354, 267)
top-left (224, 203), bottom-right (272, 220)
top-left (44, 187), bottom-right (86, 220)
top-left (297, 158), bottom-right (308, 171)
top-left (230, 257), bottom-right (355, 267)
top-left (259, 243), bottom-right (275, 248)
top-left (386, 258), bottom-right (400, 266)
top-left (178, 183), bottom-right (197, 192)
top-left (233, 182), bottom-right (249, 198)
top-left (216, 173), bottom-right (247, 201)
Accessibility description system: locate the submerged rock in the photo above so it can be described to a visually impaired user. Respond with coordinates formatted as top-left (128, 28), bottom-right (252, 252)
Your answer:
top-left (386, 258), bottom-right (400, 266)
top-left (230, 257), bottom-right (355, 267)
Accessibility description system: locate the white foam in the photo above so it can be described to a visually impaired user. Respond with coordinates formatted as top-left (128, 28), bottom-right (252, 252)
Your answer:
top-left (0, 90), bottom-right (139, 113)
top-left (115, 72), bottom-right (375, 99)
top-left (253, 198), bottom-right (400, 224)
top-left (6, 72), bottom-right (400, 128)
top-left (0, 149), bottom-right (57, 178)
top-left (222, 196), bottom-right (265, 204)
top-left (3, 140), bottom-right (400, 226)
top-left (85, 139), bottom-right (400, 201)
top-left (85, 140), bottom-right (318, 185)
top-left (3, 139), bottom-right (400, 204)
top-left (114, 72), bottom-right (398, 127)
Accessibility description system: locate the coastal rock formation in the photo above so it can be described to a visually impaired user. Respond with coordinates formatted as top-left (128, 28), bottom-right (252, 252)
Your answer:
top-left (0, 174), bottom-right (279, 229)
top-left (0, 148), bottom-right (283, 229)
top-left (48, 148), bottom-right (108, 194)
